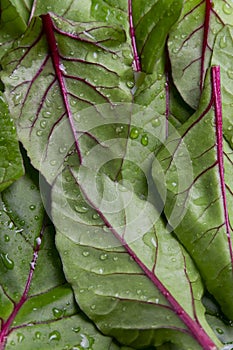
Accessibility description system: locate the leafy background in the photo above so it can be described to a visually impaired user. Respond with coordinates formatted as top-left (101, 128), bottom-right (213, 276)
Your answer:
top-left (0, 0), bottom-right (233, 349)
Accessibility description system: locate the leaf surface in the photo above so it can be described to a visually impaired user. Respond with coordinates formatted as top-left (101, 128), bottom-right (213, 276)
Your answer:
top-left (168, 0), bottom-right (233, 109)
top-left (0, 173), bottom-right (124, 350)
top-left (0, 93), bottom-right (24, 192)
top-left (152, 68), bottom-right (233, 319)
top-left (1, 14), bottom-right (133, 184)
top-left (51, 164), bottom-right (221, 349)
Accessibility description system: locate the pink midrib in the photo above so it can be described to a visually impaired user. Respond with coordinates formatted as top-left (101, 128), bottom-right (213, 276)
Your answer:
top-left (212, 66), bottom-right (233, 265)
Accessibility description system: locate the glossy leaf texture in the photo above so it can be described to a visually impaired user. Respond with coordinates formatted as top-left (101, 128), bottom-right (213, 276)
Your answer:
top-left (0, 93), bottom-right (24, 192)
top-left (152, 69), bottom-right (233, 319)
top-left (130, 0), bottom-right (183, 73)
top-left (211, 24), bottom-right (233, 149)
top-left (168, 0), bottom-right (233, 109)
top-left (1, 13), bottom-right (133, 185)
top-left (0, 0), bottom-right (28, 58)
top-left (51, 163), bottom-right (221, 349)
top-left (0, 172), bottom-right (126, 350)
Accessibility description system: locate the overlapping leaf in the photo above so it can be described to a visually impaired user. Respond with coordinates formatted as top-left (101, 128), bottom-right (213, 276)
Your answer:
top-left (51, 163), bottom-right (221, 349)
top-left (168, 0), bottom-right (233, 109)
top-left (0, 173), bottom-right (127, 350)
top-left (152, 69), bottom-right (233, 319)
top-left (0, 93), bottom-right (24, 192)
top-left (1, 13), bottom-right (133, 185)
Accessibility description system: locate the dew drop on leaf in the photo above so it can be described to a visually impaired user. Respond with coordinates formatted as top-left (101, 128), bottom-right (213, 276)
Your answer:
top-left (34, 331), bottom-right (42, 339)
top-left (141, 134), bottom-right (149, 146)
top-left (216, 327), bottom-right (224, 334)
top-left (99, 253), bottom-right (108, 261)
top-left (17, 333), bottom-right (25, 343)
top-left (219, 35), bottom-right (227, 49)
top-left (29, 205), bottom-right (36, 210)
top-left (126, 81), bottom-right (134, 88)
top-left (82, 251), bottom-right (90, 257)
top-left (36, 130), bottom-right (43, 137)
top-left (130, 127), bottom-right (139, 139)
top-left (52, 307), bottom-right (64, 318)
top-left (0, 253), bottom-right (14, 270)
top-left (49, 330), bottom-right (61, 341)
top-left (222, 3), bottom-right (232, 14)
top-left (4, 235), bottom-right (10, 242)
top-left (74, 205), bottom-right (88, 214)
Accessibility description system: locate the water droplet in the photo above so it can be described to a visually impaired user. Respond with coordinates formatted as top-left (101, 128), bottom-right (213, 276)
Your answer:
top-left (59, 146), bottom-right (67, 154)
top-left (17, 333), bottom-right (25, 343)
top-left (223, 3), bottom-right (232, 14)
top-left (219, 35), bottom-right (227, 48)
top-left (8, 221), bottom-right (14, 229)
top-left (126, 81), bottom-right (134, 88)
top-left (113, 256), bottom-right (118, 261)
top-left (80, 334), bottom-right (90, 348)
top-left (115, 125), bottom-right (124, 134)
top-left (130, 127), bottom-right (139, 139)
top-left (92, 213), bottom-right (100, 220)
top-left (100, 253), bottom-right (108, 261)
top-left (141, 134), bottom-right (148, 146)
top-left (171, 182), bottom-right (177, 187)
top-left (40, 120), bottom-right (47, 129)
top-left (152, 118), bottom-right (161, 128)
top-left (36, 130), bottom-right (43, 137)
top-left (0, 253), bottom-right (14, 270)
top-left (42, 111), bottom-right (52, 118)
top-left (227, 69), bottom-right (233, 80)
top-left (49, 330), bottom-right (61, 341)
top-left (35, 237), bottom-right (41, 246)
top-left (19, 219), bottom-right (25, 226)
top-left (90, 304), bottom-right (96, 310)
top-left (82, 251), bottom-right (90, 257)
top-left (52, 307), bottom-right (64, 318)
top-left (70, 51), bottom-right (74, 56)
top-left (50, 160), bottom-right (57, 166)
top-left (74, 205), bottom-right (88, 214)
top-left (29, 205), bottom-right (36, 210)
top-left (216, 327), bottom-right (224, 334)
top-left (155, 298), bottom-right (159, 304)
top-left (72, 327), bottom-right (81, 333)
top-left (4, 235), bottom-right (10, 242)
top-left (34, 331), bottom-right (42, 339)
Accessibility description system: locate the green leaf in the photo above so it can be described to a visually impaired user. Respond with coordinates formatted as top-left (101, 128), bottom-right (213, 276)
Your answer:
top-left (0, 93), bottom-right (24, 192)
top-left (0, 0), bottom-right (28, 58)
top-left (131, 0), bottom-right (183, 73)
top-left (0, 173), bottom-right (123, 350)
top-left (152, 69), bottom-right (233, 319)
top-left (168, 0), bottom-right (233, 109)
top-left (1, 14), bottom-right (133, 185)
top-left (51, 165), bottom-right (221, 349)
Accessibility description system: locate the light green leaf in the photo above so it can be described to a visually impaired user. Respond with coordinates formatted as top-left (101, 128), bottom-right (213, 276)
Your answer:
top-left (1, 14), bottom-right (133, 185)
top-left (131, 0), bottom-right (183, 73)
top-left (51, 165), bottom-right (221, 349)
top-left (168, 0), bottom-right (233, 109)
top-left (152, 70), bottom-right (233, 319)
top-left (0, 173), bottom-right (124, 350)
top-left (0, 93), bottom-right (24, 192)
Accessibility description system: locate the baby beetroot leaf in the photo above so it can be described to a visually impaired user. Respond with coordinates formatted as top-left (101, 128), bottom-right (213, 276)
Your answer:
top-left (52, 164), bottom-right (221, 349)
top-left (0, 173), bottom-right (124, 350)
top-left (152, 66), bottom-right (233, 320)
top-left (168, 0), bottom-right (233, 109)
top-left (1, 13), bottom-right (133, 184)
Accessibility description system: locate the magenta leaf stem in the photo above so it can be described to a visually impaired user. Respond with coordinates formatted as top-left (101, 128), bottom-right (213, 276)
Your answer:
top-left (200, 0), bottom-right (212, 90)
top-left (211, 65), bottom-right (233, 266)
top-left (41, 14), bottom-right (83, 164)
top-left (128, 0), bottom-right (141, 72)
top-left (75, 173), bottom-right (218, 350)
top-left (0, 222), bottom-right (46, 350)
